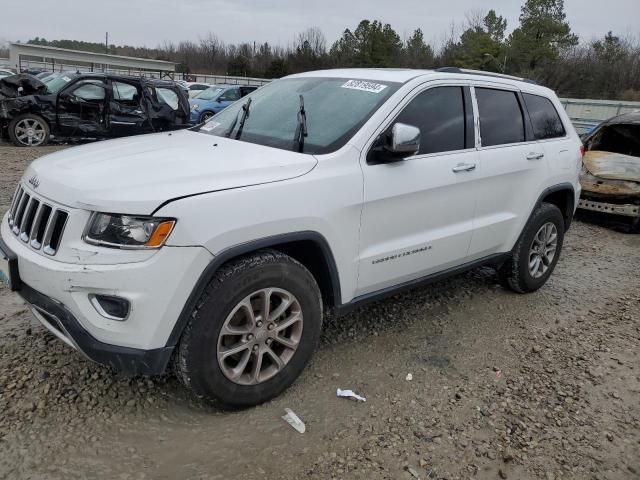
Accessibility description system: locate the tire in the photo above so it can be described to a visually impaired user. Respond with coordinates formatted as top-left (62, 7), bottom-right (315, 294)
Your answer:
top-left (174, 249), bottom-right (323, 408)
top-left (8, 113), bottom-right (50, 147)
top-left (497, 203), bottom-right (565, 293)
top-left (199, 111), bottom-right (214, 123)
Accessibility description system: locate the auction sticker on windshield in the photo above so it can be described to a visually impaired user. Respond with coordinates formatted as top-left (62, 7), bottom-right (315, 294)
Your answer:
top-left (341, 80), bottom-right (388, 94)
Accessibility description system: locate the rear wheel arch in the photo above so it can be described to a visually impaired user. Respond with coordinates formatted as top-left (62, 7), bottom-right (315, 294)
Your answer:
top-left (166, 231), bottom-right (342, 348)
top-left (540, 185), bottom-right (575, 230)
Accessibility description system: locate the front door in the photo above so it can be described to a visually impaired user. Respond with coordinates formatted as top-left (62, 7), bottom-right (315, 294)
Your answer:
top-left (57, 79), bottom-right (108, 137)
top-left (357, 84), bottom-right (479, 297)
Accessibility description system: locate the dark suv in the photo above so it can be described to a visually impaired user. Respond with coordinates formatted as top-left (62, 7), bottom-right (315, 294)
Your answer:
top-left (0, 73), bottom-right (190, 146)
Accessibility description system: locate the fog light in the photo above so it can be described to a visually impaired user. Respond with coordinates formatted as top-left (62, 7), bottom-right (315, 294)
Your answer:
top-left (89, 294), bottom-right (130, 321)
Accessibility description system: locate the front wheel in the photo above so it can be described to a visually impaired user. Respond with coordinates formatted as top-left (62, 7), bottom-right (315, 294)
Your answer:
top-left (498, 203), bottom-right (565, 293)
top-left (199, 111), bottom-right (214, 123)
top-left (174, 249), bottom-right (323, 408)
top-left (8, 114), bottom-right (50, 147)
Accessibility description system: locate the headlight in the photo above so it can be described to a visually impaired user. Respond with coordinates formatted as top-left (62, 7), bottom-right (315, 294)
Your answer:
top-left (191, 104), bottom-right (199, 111)
top-left (84, 213), bottom-right (176, 249)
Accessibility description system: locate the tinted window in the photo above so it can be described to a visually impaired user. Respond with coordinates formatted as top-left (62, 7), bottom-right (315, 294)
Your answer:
top-left (523, 93), bottom-right (565, 139)
top-left (476, 88), bottom-right (524, 146)
top-left (394, 86), bottom-right (466, 155)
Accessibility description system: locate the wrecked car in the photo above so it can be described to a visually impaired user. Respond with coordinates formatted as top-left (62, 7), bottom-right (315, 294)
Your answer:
top-left (0, 73), bottom-right (190, 146)
top-left (579, 112), bottom-right (640, 232)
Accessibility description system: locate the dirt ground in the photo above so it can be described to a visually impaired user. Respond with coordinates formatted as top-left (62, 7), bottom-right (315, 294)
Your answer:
top-left (0, 144), bottom-right (638, 480)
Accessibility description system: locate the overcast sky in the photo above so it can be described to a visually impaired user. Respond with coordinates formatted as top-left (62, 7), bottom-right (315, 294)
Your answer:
top-left (2, 0), bottom-right (639, 49)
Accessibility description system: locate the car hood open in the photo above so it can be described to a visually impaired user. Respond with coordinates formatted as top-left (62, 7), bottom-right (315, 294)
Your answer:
top-left (23, 130), bottom-right (318, 214)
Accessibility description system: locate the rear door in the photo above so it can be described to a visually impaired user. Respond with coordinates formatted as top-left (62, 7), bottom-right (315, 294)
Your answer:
top-left (357, 84), bottom-right (479, 296)
top-left (467, 85), bottom-right (550, 258)
top-left (56, 79), bottom-right (108, 137)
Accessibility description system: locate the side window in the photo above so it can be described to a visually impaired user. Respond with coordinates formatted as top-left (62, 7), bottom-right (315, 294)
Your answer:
top-left (394, 86), bottom-right (466, 155)
top-left (220, 88), bottom-right (241, 102)
top-left (523, 93), bottom-right (566, 140)
top-left (112, 81), bottom-right (140, 103)
top-left (70, 81), bottom-right (106, 101)
top-left (476, 88), bottom-right (525, 147)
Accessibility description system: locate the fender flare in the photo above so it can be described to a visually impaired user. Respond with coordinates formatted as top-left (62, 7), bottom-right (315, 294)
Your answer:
top-left (165, 231), bottom-right (342, 347)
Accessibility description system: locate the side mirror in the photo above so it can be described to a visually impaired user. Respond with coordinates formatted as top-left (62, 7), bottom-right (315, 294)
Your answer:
top-left (368, 122), bottom-right (421, 164)
top-left (387, 123), bottom-right (421, 156)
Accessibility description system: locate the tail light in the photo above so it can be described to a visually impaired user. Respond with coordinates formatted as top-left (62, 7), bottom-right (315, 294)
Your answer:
top-left (580, 145), bottom-right (586, 158)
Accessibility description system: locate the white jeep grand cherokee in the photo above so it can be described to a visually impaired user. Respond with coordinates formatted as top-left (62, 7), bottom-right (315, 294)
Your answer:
top-left (0, 68), bottom-right (582, 407)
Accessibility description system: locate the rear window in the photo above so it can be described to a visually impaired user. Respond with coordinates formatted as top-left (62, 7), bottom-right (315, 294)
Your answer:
top-left (476, 88), bottom-right (525, 147)
top-left (523, 93), bottom-right (565, 140)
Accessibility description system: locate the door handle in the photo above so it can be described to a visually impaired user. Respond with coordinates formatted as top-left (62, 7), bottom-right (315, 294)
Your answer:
top-left (452, 163), bottom-right (476, 173)
top-left (526, 152), bottom-right (545, 160)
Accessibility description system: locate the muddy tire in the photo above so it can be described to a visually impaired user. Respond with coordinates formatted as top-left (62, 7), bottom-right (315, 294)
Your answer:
top-left (498, 203), bottom-right (565, 293)
top-left (174, 249), bottom-right (322, 408)
top-left (8, 114), bottom-right (50, 147)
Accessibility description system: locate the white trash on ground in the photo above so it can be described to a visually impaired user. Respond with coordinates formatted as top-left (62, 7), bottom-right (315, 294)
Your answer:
top-left (336, 388), bottom-right (367, 402)
top-left (281, 408), bottom-right (306, 433)
top-left (406, 373), bottom-right (413, 381)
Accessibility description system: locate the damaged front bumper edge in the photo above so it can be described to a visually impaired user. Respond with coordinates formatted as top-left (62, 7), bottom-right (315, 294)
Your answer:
top-left (0, 235), bottom-right (176, 377)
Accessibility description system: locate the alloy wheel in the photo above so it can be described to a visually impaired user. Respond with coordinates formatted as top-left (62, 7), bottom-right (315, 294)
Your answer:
top-left (15, 118), bottom-right (46, 146)
top-left (217, 288), bottom-right (303, 385)
top-left (528, 222), bottom-right (558, 279)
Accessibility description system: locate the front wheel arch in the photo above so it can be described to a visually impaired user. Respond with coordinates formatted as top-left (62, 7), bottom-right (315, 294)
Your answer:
top-left (166, 231), bottom-right (342, 348)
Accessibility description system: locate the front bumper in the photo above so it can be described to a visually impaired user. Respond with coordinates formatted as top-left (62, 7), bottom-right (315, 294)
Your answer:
top-left (1, 214), bottom-right (213, 371)
top-left (21, 282), bottom-right (173, 375)
top-left (578, 198), bottom-right (640, 218)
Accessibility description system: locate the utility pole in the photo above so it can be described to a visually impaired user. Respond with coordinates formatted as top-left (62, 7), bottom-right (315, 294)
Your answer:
top-left (105, 32), bottom-right (109, 54)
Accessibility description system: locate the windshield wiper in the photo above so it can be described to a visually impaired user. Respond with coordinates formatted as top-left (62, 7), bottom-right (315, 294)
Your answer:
top-left (224, 97), bottom-right (252, 139)
top-left (293, 95), bottom-right (307, 153)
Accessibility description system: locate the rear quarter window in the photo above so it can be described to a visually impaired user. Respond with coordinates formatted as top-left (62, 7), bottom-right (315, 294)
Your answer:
top-left (523, 93), bottom-right (566, 140)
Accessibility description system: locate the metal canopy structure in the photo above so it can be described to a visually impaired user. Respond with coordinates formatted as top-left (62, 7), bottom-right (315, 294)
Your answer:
top-left (9, 43), bottom-right (177, 78)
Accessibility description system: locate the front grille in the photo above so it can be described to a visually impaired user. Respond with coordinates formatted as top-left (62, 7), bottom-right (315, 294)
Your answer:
top-left (7, 185), bottom-right (69, 256)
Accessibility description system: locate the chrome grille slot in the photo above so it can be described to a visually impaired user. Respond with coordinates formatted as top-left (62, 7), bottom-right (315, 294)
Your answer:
top-left (31, 204), bottom-right (52, 249)
top-left (6, 184), bottom-right (69, 257)
top-left (43, 211), bottom-right (69, 256)
top-left (19, 198), bottom-right (40, 242)
top-left (8, 185), bottom-right (23, 227)
top-left (12, 193), bottom-right (30, 234)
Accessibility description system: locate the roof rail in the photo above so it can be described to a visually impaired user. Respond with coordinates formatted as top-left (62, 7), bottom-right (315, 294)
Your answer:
top-left (435, 67), bottom-right (538, 85)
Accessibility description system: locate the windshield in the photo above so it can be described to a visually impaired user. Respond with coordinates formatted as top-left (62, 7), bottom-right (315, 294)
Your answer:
top-left (45, 74), bottom-right (74, 93)
top-left (195, 77), bottom-right (400, 154)
top-left (194, 87), bottom-right (224, 101)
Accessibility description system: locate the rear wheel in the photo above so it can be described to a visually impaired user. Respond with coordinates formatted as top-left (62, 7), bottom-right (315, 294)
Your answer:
top-left (174, 249), bottom-right (322, 408)
top-left (498, 203), bottom-right (565, 293)
top-left (8, 114), bottom-right (50, 146)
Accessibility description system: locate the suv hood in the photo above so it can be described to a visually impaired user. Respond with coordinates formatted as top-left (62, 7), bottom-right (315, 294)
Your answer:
top-left (23, 130), bottom-right (318, 214)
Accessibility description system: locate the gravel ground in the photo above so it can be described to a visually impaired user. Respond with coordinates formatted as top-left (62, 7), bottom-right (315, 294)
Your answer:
top-left (0, 144), bottom-right (638, 480)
